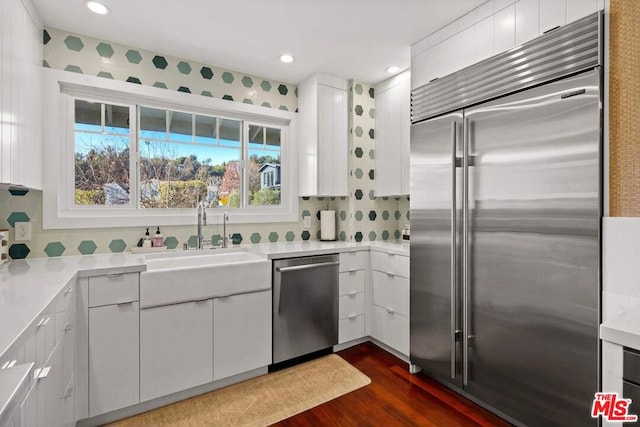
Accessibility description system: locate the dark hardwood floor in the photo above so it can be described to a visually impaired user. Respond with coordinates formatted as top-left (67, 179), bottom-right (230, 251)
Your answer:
top-left (273, 342), bottom-right (512, 427)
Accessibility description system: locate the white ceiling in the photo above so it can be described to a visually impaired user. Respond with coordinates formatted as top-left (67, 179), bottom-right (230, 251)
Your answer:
top-left (31, 0), bottom-right (485, 85)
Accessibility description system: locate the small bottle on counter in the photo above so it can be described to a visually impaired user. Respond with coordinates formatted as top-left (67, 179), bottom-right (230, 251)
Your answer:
top-left (143, 228), bottom-right (152, 247)
top-left (152, 227), bottom-right (164, 247)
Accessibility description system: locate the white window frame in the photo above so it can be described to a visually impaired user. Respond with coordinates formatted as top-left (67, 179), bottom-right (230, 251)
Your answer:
top-left (42, 69), bottom-right (298, 229)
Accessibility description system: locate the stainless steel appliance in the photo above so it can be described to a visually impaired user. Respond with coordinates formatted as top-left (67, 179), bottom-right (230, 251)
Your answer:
top-left (272, 254), bottom-right (339, 364)
top-left (410, 13), bottom-right (601, 427)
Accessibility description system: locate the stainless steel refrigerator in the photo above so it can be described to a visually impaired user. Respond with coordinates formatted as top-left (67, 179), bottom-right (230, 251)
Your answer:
top-left (409, 13), bottom-right (601, 427)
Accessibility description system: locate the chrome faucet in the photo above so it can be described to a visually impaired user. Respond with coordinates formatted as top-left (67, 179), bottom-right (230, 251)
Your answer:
top-left (197, 201), bottom-right (207, 249)
top-left (222, 212), bottom-right (229, 248)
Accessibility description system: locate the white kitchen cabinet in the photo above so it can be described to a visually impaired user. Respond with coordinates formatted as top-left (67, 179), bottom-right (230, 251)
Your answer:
top-left (213, 291), bottom-right (271, 381)
top-left (567, 0), bottom-right (599, 23)
top-left (298, 73), bottom-right (349, 196)
top-left (370, 251), bottom-right (410, 356)
top-left (493, 5), bottom-right (516, 55)
top-left (338, 250), bottom-right (368, 344)
top-left (375, 71), bottom-right (410, 196)
top-left (371, 272), bottom-right (409, 317)
top-left (371, 305), bottom-right (410, 356)
top-left (140, 299), bottom-right (213, 402)
top-left (539, 0), bottom-right (567, 34)
top-left (515, 0), bottom-right (540, 46)
top-left (88, 302), bottom-right (139, 417)
top-left (0, 0), bottom-right (42, 189)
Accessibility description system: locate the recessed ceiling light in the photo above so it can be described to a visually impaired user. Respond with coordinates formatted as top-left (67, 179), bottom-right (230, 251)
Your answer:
top-left (386, 66), bottom-right (400, 74)
top-left (85, 0), bottom-right (110, 15)
top-left (280, 54), bottom-right (294, 64)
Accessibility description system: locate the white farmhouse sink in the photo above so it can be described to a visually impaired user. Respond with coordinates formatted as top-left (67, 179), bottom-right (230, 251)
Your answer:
top-left (140, 250), bottom-right (271, 308)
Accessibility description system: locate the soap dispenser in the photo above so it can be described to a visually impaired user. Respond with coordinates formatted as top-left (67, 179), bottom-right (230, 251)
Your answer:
top-left (152, 227), bottom-right (164, 247)
top-left (143, 228), bottom-right (152, 247)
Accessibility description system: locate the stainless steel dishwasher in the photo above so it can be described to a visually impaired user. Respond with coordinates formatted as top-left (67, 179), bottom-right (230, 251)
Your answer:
top-left (272, 254), bottom-right (339, 364)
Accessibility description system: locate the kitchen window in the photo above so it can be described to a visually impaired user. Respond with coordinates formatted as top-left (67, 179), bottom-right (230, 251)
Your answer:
top-left (43, 70), bottom-right (297, 229)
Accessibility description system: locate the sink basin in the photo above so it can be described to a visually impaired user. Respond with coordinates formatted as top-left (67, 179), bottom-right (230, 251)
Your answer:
top-left (142, 247), bottom-right (244, 261)
top-left (144, 249), bottom-right (259, 269)
top-left (140, 249), bottom-right (271, 308)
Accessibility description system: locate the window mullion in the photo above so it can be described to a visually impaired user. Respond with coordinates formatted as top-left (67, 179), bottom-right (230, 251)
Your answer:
top-left (241, 121), bottom-right (248, 208)
top-left (130, 105), bottom-right (140, 208)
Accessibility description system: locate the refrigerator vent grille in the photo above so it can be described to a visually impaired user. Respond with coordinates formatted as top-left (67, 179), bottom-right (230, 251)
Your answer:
top-left (411, 12), bottom-right (601, 123)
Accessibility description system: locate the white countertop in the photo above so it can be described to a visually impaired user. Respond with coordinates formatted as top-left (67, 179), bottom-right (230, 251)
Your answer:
top-left (0, 240), bottom-right (408, 362)
top-left (247, 240), bottom-right (409, 258)
top-left (0, 254), bottom-right (147, 359)
top-left (0, 362), bottom-right (32, 424)
top-left (600, 304), bottom-right (640, 350)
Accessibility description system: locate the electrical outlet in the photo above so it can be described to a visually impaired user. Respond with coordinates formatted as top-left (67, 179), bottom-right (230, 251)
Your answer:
top-left (303, 216), bottom-right (311, 229)
top-left (15, 221), bottom-right (31, 241)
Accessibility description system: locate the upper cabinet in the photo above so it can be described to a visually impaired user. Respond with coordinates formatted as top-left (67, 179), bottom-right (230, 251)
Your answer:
top-left (0, 0), bottom-right (42, 189)
top-left (375, 71), bottom-right (410, 197)
top-left (412, 0), bottom-right (602, 91)
top-left (298, 74), bottom-right (349, 196)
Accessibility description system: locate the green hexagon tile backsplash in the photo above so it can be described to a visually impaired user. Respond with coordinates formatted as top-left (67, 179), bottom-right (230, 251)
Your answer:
top-left (0, 30), bottom-right (410, 259)
top-left (43, 28), bottom-right (298, 111)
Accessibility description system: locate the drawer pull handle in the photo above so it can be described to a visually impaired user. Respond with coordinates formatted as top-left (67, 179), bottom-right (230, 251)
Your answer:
top-left (348, 291), bottom-right (357, 297)
top-left (117, 301), bottom-right (133, 307)
top-left (64, 323), bottom-right (73, 332)
top-left (1, 360), bottom-right (17, 369)
top-left (386, 307), bottom-right (395, 315)
top-left (107, 274), bottom-right (122, 278)
top-left (63, 385), bottom-right (74, 399)
top-left (387, 273), bottom-right (395, 278)
top-left (389, 253), bottom-right (395, 257)
top-left (35, 366), bottom-right (51, 380)
top-left (348, 314), bottom-right (357, 320)
top-left (195, 299), bottom-right (210, 303)
top-left (64, 287), bottom-right (73, 296)
top-left (37, 317), bottom-right (50, 328)
top-left (349, 270), bottom-right (357, 275)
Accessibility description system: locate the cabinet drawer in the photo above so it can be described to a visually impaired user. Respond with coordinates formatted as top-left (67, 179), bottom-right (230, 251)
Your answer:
top-left (338, 315), bottom-right (365, 344)
top-left (89, 273), bottom-right (139, 307)
top-left (371, 305), bottom-right (409, 356)
top-left (339, 251), bottom-right (366, 272)
top-left (370, 251), bottom-right (409, 278)
top-left (372, 271), bottom-right (409, 317)
top-left (339, 270), bottom-right (365, 296)
top-left (339, 292), bottom-right (365, 319)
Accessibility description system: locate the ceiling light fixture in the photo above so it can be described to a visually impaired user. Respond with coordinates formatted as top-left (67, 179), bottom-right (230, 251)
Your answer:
top-left (85, 0), bottom-right (111, 15)
top-left (386, 66), bottom-right (400, 74)
top-left (280, 54), bottom-right (294, 64)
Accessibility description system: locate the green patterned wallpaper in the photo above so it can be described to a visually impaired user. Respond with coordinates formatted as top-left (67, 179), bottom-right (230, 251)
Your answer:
top-left (42, 28), bottom-right (298, 111)
top-left (0, 29), bottom-right (409, 258)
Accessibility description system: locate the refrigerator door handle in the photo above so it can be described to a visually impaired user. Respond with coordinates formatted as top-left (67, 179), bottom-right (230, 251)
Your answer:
top-left (462, 118), bottom-right (470, 387)
top-left (450, 121), bottom-right (459, 380)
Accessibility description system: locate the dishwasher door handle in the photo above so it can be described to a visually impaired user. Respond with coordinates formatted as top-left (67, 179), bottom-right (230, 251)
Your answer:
top-left (275, 261), bottom-right (340, 273)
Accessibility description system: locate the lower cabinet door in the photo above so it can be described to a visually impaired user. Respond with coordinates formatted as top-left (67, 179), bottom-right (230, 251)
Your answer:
top-left (140, 300), bottom-right (213, 401)
top-left (89, 303), bottom-right (139, 416)
top-left (371, 305), bottom-right (409, 356)
top-left (338, 315), bottom-right (365, 344)
top-left (213, 291), bottom-right (271, 381)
